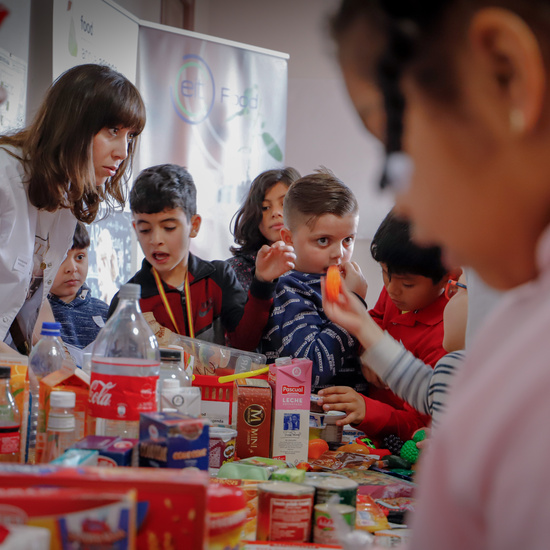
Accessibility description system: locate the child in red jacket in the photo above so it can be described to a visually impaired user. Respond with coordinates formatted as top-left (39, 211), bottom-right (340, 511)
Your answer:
top-left (320, 209), bottom-right (456, 440)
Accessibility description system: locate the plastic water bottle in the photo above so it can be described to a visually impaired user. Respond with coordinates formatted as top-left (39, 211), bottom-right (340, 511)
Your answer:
top-left (0, 366), bottom-right (21, 463)
top-left (42, 390), bottom-right (77, 463)
top-left (27, 321), bottom-right (65, 464)
top-left (89, 283), bottom-right (160, 439)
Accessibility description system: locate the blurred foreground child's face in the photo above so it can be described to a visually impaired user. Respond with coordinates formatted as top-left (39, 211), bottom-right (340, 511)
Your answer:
top-left (132, 208), bottom-right (200, 287)
top-left (282, 212), bottom-right (358, 275)
top-left (50, 248), bottom-right (89, 303)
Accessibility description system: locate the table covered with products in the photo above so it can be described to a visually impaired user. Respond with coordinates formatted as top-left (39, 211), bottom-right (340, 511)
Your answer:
top-left (0, 336), bottom-right (421, 549)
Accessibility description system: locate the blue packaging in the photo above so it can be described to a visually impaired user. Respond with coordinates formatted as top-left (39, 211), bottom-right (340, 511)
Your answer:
top-left (139, 411), bottom-right (210, 470)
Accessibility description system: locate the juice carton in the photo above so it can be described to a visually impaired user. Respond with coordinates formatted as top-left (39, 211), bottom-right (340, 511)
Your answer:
top-left (268, 358), bottom-right (312, 465)
top-left (0, 486), bottom-right (136, 549)
top-left (36, 365), bottom-right (90, 463)
top-left (139, 411), bottom-right (210, 470)
top-left (236, 378), bottom-right (272, 459)
top-left (0, 464), bottom-right (209, 550)
top-left (0, 354), bottom-right (29, 463)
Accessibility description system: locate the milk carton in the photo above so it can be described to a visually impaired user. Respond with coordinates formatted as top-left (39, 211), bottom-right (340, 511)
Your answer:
top-left (268, 357), bottom-right (312, 465)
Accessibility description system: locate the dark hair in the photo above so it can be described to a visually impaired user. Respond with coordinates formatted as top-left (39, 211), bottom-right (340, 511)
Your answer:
top-left (72, 222), bottom-right (90, 250)
top-left (130, 164), bottom-right (197, 220)
top-left (0, 64), bottom-right (146, 222)
top-left (230, 167), bottom-right (300, 255)
top-left (283, 167), bottom-right (358, 231)
top-left (370, 209), bottom-right (446, 283)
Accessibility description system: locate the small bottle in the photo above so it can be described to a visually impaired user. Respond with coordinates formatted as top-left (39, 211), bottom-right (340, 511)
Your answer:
top-left (0, 366), bottom-right (21, 463)
top-left (27, 321), bottom-right (65, 464)
top-left (159, 348), bottom-right (201, 416)
top-left (42, 391), bottom-right (77, 463)
top-left (89, 283), bottom-right (160, 439)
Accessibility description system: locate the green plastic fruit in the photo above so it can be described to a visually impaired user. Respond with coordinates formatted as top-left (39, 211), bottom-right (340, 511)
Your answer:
top-left (412, 429), bottom-right (426, 443)
top-left (400, 440), bottom-right (420, 464)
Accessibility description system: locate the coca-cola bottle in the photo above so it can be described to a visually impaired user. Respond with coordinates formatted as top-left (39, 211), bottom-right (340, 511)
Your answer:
top-left (88, 283), bottom-right (160, 439)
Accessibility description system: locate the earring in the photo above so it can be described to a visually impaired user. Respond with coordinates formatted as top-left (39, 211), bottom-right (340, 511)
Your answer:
top-left (510, 109), bottom-right (525, 133)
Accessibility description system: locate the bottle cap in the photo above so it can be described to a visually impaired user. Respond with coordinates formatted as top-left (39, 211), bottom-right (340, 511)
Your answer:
top-left (118, 283), bottom-right (141, 300)
top-left (162, 379), bottom-right (180, 390)
top-left (0, 366), bottom-right (10, 379)
top-left (160, 348), bottom-right (183, 362)
top-left (50, 391), bottom-right (76, 408)
top-left (40, 322), bottom-right (61, 336)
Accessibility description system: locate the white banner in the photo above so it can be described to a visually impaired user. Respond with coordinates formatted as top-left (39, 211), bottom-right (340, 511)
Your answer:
top-left (52, 0), bottom-right (138, 82)
top-left (137, 24), bottom-right (289, 261)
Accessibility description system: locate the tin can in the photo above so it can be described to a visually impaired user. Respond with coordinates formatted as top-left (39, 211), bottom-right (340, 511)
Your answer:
top-left (256, 481), bottom-right (315, 542)
top-left (303, 472), bottom-right (358, 507)
top-left (208, 427), bottom-right (237, 469)
top-left (321, 410), bottom-right (346, 448)
top-left (313, 502), bottom-right (356, 545)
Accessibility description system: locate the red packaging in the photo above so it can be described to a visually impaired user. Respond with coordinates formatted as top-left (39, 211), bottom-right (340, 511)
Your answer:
top-left (0, 486), bottom-right (136, 548)
top-left (0, 464), bottom-right (208, 550)
top-left (236, 378), bottom-right (272, 459)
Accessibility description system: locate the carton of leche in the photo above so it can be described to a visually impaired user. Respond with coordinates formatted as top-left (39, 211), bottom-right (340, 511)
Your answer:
top-left (268, 357), bottom-right (312, 465)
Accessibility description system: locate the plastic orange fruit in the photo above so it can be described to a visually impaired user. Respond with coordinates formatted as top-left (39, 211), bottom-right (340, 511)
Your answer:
top-left (326, 265), bottom-right (341, 302)
top-left (308, 438), bottom-right (330, 460)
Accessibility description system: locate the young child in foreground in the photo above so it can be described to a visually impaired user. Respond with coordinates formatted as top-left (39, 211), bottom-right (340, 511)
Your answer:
top-left (321, 210), bottom-right (455, 440)
top-left (260, 168), bottom-right (368, 393)
top-left (110, 163), bottom-right (295, 351)
top-left (48, 222), bottom-right (109, 349)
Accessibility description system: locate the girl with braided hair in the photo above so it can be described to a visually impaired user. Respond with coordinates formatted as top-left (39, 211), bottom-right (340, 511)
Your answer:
top-left (330, 1), bottom-right (550, 549)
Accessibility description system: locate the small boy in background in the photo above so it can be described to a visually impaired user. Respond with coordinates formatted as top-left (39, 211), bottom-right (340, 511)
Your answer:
top-left (368, 209), bottom-right (451, 367)
top-left (48, 222), bottom-right (109, 349)
top-left (110, 163), bottom-right (295, 351)
top-left (320, 209), bottom-right (454, 440)
top-left (260, 168), bottom-right (368, 394)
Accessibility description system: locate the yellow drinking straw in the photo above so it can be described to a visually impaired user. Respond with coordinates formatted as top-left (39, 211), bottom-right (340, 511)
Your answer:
top-left (217, 366), bottom-right (269, 384)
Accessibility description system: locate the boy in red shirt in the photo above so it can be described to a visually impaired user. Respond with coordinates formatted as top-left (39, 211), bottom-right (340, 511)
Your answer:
top-left (320, 209), bottom-right (455, 440)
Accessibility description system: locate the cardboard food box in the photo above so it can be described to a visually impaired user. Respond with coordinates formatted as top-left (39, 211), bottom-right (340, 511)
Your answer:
top-left (72, 435), bottom-right (139, 467)
top-left (0, 464), bottom-right (209, 550)
top-left (36, 365), bottom-right (90, 463)
top-left (0, 486), bottom-right (136, 549)
top-left (268, 358), bottom-right (312, 465)
top-left (139, 411), bottom-right (210, 470)
top-left (236, 378), bottom-right (272, 459)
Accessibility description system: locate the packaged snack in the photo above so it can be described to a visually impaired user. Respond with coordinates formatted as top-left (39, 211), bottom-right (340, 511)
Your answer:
top-left (374, 497), bottom-right (416, 524)
top-left (139, 411), bottom-right (210, 470)
top-left (209, 427), bottom-right (237, 469)
top-left (237, 378), bottom-right (272, 459)
top-left (337, 469), bottom-right (416, 499)
top-left (355, 494), bottom-right (390, 533)
top-left (309, 451), bottom-right (377, 472)
top-left (374, 528), bottom-right (413, 547)
top-left (50, 449), bottom-right (99, 466)
top-left (73, 435), bottom-right (139, 467)
top-left (0, 486), bottom-right (136, 549)
top-left (0, 464), bottom-right (209, 550)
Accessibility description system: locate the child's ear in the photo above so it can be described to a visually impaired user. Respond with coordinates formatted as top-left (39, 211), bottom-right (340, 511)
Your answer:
top-left (190, 214), bottom-right (202, 238)
top-left (280, 226), bottom-right (293, 246)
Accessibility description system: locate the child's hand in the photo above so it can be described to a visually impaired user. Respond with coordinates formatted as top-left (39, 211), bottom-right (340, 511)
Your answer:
top-left (317, 386), bottom-right (366, 426)
top-left (341, 261), bottom-right (368, 299)
top-left (255, 240), bottom-right (296, 283)
top-left (360, 363), bottom-right (388, 389)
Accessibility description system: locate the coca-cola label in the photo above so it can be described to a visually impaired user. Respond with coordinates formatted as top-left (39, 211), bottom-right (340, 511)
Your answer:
top-left (0, 431), bottom-right (20, 454)
top-left (88, 372), bottom-right (158, 421)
